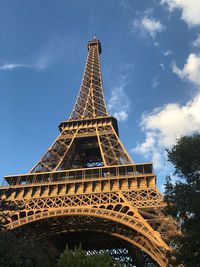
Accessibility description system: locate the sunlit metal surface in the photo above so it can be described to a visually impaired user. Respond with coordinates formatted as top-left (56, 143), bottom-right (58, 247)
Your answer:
top-left (0, 37), bottom-right (177, 267)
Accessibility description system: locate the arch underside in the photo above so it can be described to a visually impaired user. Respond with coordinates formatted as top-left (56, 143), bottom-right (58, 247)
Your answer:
top-left (3, 207), bottom-right (168, 267)
top-left (10, 215), bottom-right (161, 267)
top-left (0, 190), bottom-right (176, 266)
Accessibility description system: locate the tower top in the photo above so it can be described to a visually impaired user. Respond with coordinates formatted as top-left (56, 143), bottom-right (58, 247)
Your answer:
top-left (87, 36), bottom-right (102, 54)
top-left (69, 37), bottom-right (107, 120)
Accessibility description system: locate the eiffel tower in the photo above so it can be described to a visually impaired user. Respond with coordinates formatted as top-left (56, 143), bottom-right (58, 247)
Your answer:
top-left (0, 37), bottom-right (176, 266)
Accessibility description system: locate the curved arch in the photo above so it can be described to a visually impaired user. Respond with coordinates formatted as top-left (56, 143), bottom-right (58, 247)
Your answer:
top-left (45, 225), bottom-right (166, 266)
top-left (112, 233), bottom-right (166, 267)
top-left (6, 207), bottom-right (168, 256)
top-left (8, 213), bottom-right (167, 267)
top-left (40, 225), bottom-right (166, 266)
top-left (8, 208), bottom-right (158, 245)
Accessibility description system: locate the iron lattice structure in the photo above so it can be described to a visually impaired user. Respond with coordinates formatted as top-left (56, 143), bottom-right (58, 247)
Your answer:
top-left (0, 37), bottom-right (177, 266)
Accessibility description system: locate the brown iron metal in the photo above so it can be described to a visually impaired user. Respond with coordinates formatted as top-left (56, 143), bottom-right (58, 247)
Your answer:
top-left (0, 37), bottom-right (176, 266)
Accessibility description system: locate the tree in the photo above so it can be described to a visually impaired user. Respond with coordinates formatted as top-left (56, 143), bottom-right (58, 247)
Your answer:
top-left (57, 245), bottom-right (123, 267)
top-left (0, 231), bottom-right (57, 267)
top-left (164, 135), bottom-right (200, 266)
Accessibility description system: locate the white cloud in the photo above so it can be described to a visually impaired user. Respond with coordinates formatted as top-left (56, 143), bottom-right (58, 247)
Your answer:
top-left (132, 9), bottom-right (165, 38)
top-left (141, 17), bottom-right (164, 37)
top-left (152, 76), bottom-right (160, 88)
top-left (192, 34), bottom-right (200, 47)
top-left (172, 53), bottom-right (200, 86)
top-left (0, 54), bottom-right (52, 71)
top-left (159, 63), bottom-right (165, 70)
top-left (133, 94), bottom-right (200, 170)
top-left (134, 52), bottom-right (200, 174)
top-left (108, 76), bottom-right (130, 122)
top-left (0, 63), bottom-right (36, 70)
top-left (0, 61), bottom-right (48, 71)
top-left (163, 50), bottom-right (172, 56)
top-left (153, 41), bottom-right (160, 47)
top-left (161, 0), bottom-right (200, 27)
top-left (114, 110), bottom-right (128, 121)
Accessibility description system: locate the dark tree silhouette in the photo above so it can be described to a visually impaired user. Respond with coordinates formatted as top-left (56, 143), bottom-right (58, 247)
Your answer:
top-left (0, 231), bottom-right (57, 267)
top-left (164, 135), bottom-right (200, 266)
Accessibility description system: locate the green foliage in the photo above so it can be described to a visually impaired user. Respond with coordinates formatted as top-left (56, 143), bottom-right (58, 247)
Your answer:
top-left (167, 135), bottom-right (200, 182)
top-left (0, 232), bottom-right (57, 267)
top-left (57, 245), bottom-right (123, 267)
top-left (164, 135), bottom-right (200, 267)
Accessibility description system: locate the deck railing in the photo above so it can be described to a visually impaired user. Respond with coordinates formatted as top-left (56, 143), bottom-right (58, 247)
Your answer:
top-left (2, 163), bottom-right (154, 187)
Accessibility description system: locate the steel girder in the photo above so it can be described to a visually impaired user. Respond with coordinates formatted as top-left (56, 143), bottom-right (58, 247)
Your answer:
top-left (0, 37), bottom-right (178, 266)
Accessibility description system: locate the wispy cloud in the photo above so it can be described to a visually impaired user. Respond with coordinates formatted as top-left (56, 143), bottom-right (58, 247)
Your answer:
top-left (192, 34), bottom-right (200, 47)
top-left (0, 48), bottom-right (53, 72)
top-left (152, 76), bottom-right (160, 88)
top-left (163, 50), bottom-right (172, 56)
top-left (159, 63), bottom-right (165, 70)
top-left (0, 56), bottom-right (51, 72)
top-left (131, 9), bottom-right (165, 39)
top-left (114, 110), bottom-right (128, 121)
top-left (108, 74), bottom-right (131, 122)
top-left (0, 35), bottom-right (76, 72)
top-left (34, 35), bottom-right (75, 69)
top-left (0, 63), bottom-right (38, 71)
top-left (120, 0), bottom-right (131, 11)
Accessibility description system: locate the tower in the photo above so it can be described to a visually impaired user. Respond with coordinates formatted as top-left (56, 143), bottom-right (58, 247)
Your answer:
top-left (0, 37), bottom-right (176, 266)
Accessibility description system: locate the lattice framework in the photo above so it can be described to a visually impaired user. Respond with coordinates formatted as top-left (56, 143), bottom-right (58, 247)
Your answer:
top-left (0, 37), bottom-right (177, 267)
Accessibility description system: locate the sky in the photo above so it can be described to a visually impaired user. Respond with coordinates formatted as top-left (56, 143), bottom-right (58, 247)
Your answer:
top-left (1, 0), bottom-right (200, 191)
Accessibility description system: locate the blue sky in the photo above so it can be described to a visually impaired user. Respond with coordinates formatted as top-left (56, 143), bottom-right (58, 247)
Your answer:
top-left (1, 0), bottom-right (200, 191)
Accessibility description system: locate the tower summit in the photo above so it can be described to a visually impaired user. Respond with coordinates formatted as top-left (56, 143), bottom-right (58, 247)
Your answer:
top-left (0, 38), bottom-right (177, 266)
top-left (70, 36), bottom-right (105, 120)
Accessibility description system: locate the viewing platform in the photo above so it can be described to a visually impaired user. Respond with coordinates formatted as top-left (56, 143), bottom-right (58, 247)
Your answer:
top-left (2, 163), bottom-right (154, 187)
